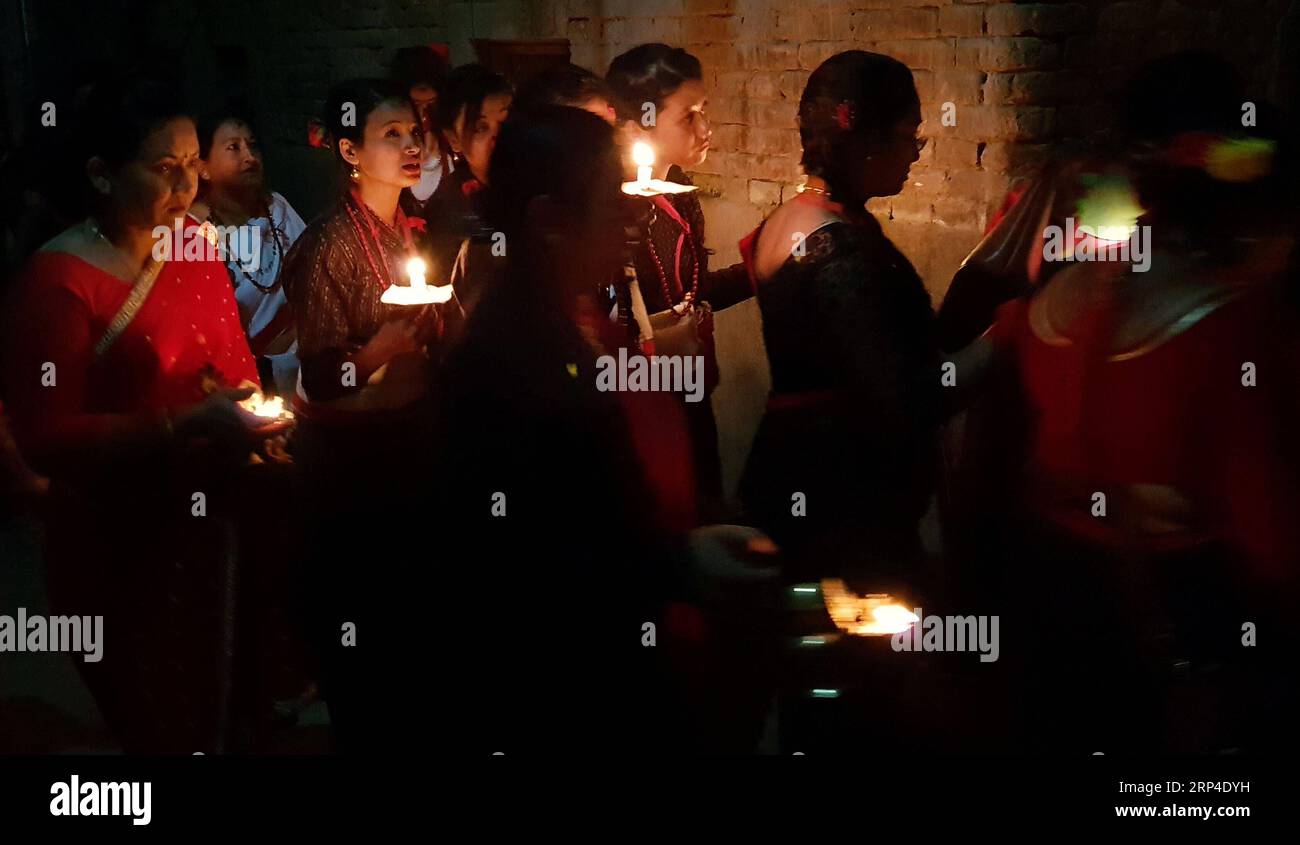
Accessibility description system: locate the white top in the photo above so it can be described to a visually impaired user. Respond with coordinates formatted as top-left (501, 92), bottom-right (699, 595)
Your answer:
top-left (226, 191), bottom-right (306, 397)
top-left (411, 151), bottom-right (450, 202)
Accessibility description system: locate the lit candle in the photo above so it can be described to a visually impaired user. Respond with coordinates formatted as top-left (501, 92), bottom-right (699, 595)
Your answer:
top-left (632, 141), bottom-right (654, 186)
top-left (238, 391), bottom-right (293, 421)
top-left (621, 140), bottom-right (699, 197)
top-left (406, 256), bottom-right (427, 289)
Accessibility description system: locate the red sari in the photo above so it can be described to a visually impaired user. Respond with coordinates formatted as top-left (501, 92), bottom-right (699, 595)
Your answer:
top-left (3, 218), bottom-right (261, 753)
top-left (988, 287), bottom-right (1300, 581)
top-left (4, 219), bottom-right (258, 463)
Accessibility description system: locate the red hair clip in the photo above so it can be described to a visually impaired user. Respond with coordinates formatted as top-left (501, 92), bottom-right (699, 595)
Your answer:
top-left (835, 101), bottom-right (854, 131)
top-left (407, 216), bottom-right (427, 233)
top-left (307, 120), bottom-right (330, 149)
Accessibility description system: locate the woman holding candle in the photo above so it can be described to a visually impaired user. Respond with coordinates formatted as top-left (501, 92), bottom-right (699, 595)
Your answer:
top-left (2, 75), bottom-right (275, 752)
top-left (736, 51), bottom-right (940, 585)
top-left (193, 106), bottom-right (307, 398)
top-left (606, 44), bottom-right (754, 516)
top-left (280, 77), bottom-right (440, 752)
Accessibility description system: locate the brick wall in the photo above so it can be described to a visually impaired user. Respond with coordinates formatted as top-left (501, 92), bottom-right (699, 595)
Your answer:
top-left (11, 0), bottom-right (1292, 496)
top-left (189, 0), bottom-right (1293, 495)
top-left (199, 0), bottom-right (1292, 296)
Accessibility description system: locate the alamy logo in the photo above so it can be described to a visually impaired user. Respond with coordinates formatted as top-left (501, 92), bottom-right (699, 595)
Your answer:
top-left (1043, 217), bottom-right (1151, 272)
top-left (891, 609), bottom-right (999, 663)
top-left (595, 348), bottom-right (705, 403)
top-left (50, 776), bottom-right (151, 825)
top-left (151, 219), bottom-right (262, 272)
top-left (0, 608), bottom-right (102, 662)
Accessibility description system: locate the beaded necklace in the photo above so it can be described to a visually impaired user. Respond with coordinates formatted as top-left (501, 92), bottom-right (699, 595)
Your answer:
top-left (644, 194), bottom-right (699, 312)
top-left (342, 187), bottom-right (415, 290)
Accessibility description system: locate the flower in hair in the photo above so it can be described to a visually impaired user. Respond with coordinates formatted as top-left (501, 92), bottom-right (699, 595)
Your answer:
top-left (307, 120), bottom-right (330, 149)
top-left (1163, 132), bottom-right (1275, 183)
top-left (1204, 137), bottom-right (1275, 183)
top-left (835, 101), bottom-right (854, 131)
top-left (407, 216), bottom-right (427, 233)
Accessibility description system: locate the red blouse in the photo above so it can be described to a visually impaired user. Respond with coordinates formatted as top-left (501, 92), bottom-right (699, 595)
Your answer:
top-left (3, 219), bottom-right (259, 461)
top-left (988, 289), bottom-right (1300, 581)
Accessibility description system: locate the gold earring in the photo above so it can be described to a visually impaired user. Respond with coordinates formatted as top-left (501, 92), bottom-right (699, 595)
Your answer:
top-left (350, 166), bottom-right (360, 182)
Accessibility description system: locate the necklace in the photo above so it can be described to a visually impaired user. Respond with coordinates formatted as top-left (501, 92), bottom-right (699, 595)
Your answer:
top-left (85, 219), bottom-right (144, 281)
top-left (644, 198), bottom-right (699, 311)
top-left (799, 183), bottom-right (832, 198)
top-left (343, 189), bottom-right (413, 291)
top-left (209, 197), bottom-right (285, 293)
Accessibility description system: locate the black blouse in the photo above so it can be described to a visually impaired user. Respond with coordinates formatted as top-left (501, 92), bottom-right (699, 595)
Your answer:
top-left (632, 167), bottom-right (753, 315)
top-left (741, 213), bottom-right (942, 558)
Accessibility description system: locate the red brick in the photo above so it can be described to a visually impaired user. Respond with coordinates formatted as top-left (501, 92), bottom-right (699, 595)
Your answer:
top-left (985, 3), bottom-right (1089, 38)
top-left (749, 179), bottom-right (784, 207)
top-left (779, 70), bottom-right (811, 101)
top-left (948, 105), bottom-right (1056, 141)
top-left (938, 5), bottom-right (985, 37)
top-left (956, 37), bottom-right (1061, 72)
top-left (744, 102), bottom-right (799, 131)
top-left (885, 193), bottom-right (935, 225)
top-left (980, 141), bottom-right (1053, 175)
top-left (984, 71), bottom-right (1087, 105)
top-left (744, 127), bottom-right (787, 156)
top-left (934, 70), bottom-right (985, 105)
top-left (847, 8), bottom-right (939, 41)
top-left (746, 72), bottom-right (781, 100)
top-left (682, 13), bottom-right (743, 43)
top-left (798, 41), bottom-right (842, 70)
top-left (873, 38), bottom-right (957, 70)
top-left (933, 137), bottom-right (981, 168)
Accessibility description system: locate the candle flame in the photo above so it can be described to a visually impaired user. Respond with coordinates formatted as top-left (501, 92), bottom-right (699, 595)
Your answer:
top-left (632, 141), bottom-right (655, 168)
top-left (406, 256), bottom-right (427, 283)
top-left (238, 391), bottom-right (292, 420)
top-left (820, 578), bottom-right (919, 636)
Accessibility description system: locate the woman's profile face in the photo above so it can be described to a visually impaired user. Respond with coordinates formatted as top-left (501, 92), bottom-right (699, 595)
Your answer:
top-left (647, 78), bottom-right (711, 171)
top-left (454, 93), bottom-right (511, 184)
top-left (861, 110), bottom-right (924, 199)
top-left (101, 116), bottom-right (201, 230)
top-left (202, 120), bottom-right (264, 194)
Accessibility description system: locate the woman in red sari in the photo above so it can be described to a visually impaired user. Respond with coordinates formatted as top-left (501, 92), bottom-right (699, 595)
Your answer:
top-left (2, 76), bottom-right (271, 753)
top-left (981, 54), bottom-right (1300, 753)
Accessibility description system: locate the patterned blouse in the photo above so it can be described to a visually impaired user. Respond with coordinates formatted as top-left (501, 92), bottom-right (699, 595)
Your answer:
top-left (281, 192), bottom-right (434, 407)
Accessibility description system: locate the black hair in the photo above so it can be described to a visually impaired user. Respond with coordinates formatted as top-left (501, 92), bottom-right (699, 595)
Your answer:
top-left (197, 102), bottom-right (259, 159)
top-left (1120, 51), bottom-right (1296, 255)
top-left (798, 51), bottom-right (919, 201)
top-left (321, 78), bottom-right (413, 166)
top-left (75, 74), bottom-right (191, 169)
top-left (514, 63), bottom-right (614, 113)
top-left (482, 105), bottom-right (619, 247)
top-left (605, 44), bottom-right (703, 124)
top-left (1119, 51), bottom-right (1244, 143)
top-left (435, 64), bottom-right (512, 139)
top-left (390, 45), bottom-right (449, 92)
